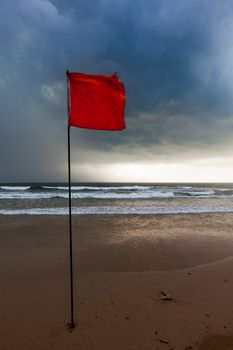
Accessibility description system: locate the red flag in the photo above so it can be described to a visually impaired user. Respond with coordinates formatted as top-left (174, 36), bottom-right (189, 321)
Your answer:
top-left (67, 72), bottom-right (126, 131)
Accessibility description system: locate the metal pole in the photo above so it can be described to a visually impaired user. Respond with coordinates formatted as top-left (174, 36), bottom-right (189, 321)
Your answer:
top-left (67, 71), bottom-right (75, 329)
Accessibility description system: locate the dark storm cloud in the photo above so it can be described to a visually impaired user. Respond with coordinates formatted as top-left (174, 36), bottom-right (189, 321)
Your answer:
top-left (1, 0), bottom-right (233, 181)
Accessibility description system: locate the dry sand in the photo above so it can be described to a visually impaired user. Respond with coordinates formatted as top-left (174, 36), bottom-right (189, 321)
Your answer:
top-left (1, 213), bottom-right (233, 349)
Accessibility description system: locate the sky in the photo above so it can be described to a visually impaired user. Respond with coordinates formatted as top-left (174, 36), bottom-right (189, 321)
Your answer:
top-left (1, 0), bottom-right (233, 182)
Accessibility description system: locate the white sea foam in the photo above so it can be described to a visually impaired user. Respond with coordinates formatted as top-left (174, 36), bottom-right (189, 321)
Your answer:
top-left (1, 205), bottom-right (233, 215)
top-left (0, 189), bottom-right (232, 200)
top-left (0, 186), bottom-right (30, 191)
top-left (0, 190), bottom-right (175, 200)
top-left (43, 185), bottom-right (151, 191)
top-left (177, 186), bottom-right (193, 189)
top-left (180, 190), bottom-right (215, 196)
top-left (0, 192), bottom-right (59, 199)
top-left (1, 184), bottom-right (233, 200)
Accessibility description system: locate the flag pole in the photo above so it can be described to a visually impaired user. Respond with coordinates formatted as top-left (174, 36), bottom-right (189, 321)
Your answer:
top-left (66, 70), bottom-right (75, 330)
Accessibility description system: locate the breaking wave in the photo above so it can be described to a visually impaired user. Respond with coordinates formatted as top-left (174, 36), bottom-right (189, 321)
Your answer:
top-left (0, 184), bottom-right (233, 199)
top-left (1, 205), bottom-right (233, 215)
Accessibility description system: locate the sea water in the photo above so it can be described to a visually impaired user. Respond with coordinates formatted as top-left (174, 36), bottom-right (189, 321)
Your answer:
top-left (1, 183), bottom-right (233, 215)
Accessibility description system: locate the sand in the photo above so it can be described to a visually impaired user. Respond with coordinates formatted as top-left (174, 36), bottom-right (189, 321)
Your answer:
top-left (1, 213), bottom-right (233, 349)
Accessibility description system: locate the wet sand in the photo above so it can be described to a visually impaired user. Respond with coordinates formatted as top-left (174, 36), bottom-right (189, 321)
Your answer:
top-left (1, 213), bottom-right (233, 349)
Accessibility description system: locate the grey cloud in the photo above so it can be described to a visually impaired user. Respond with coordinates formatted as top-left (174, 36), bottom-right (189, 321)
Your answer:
top-left (1, 0), bottom-right (233, 181)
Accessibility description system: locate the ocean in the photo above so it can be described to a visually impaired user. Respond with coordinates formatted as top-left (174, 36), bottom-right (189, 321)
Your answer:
top-left (1, 183), bottom-right (233, 215)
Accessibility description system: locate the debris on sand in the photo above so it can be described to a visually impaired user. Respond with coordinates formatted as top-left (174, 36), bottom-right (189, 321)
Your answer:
top-left (160, 290), bottom-right (174, 301)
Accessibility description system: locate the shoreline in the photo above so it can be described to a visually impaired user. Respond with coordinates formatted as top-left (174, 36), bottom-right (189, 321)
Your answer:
top-left (2, 213), bottom-right (233, 272)
top-left (1, 207), bottom-right (233, 215)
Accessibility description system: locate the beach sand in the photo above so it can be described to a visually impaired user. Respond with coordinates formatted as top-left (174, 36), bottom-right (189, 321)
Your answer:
top-left (1, 213), bottom-right (233, 349)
